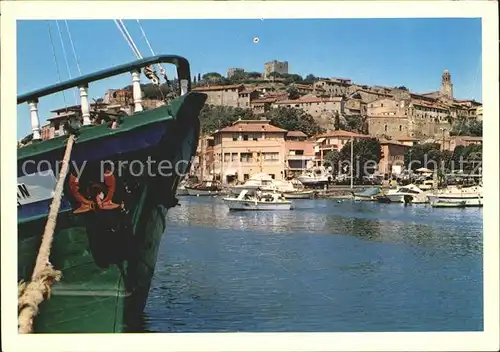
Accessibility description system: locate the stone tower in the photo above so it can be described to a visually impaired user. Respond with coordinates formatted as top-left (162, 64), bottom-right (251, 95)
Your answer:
top-left (439, 69), bottom-right (454, 100)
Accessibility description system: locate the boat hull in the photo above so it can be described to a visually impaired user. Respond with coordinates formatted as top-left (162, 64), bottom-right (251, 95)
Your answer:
top-left (282, 191), bottom-right (315, 199)
top-left (185, 188), bottom-right (220, 196)
top-left (427, 194), bottom-right (483, 207)
top-left (17, 92), bottom-right (206, 333)
top-left (223, 198), bottom-right (293, 211)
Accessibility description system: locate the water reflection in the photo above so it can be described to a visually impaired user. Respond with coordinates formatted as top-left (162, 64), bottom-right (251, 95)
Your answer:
top-left (139, 197), bottom-right (483, 332)
top-left (167, 197), bottom-right (482, 256)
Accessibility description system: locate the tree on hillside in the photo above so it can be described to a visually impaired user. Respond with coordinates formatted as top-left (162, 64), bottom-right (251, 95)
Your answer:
top-left (282, 73), bottom-right (303, 85)
top-left (199, 105), bottom-right (255, 134)
top-left (247, 72), bottom-right (262, 79)
top-left (263, 106), bottom-right (325, 137)
top-left (228, 71), bottom-right (248, 83)
top-left (338, 138), bottom-right (382, 180)
top-left (286, 85), bottom-right (301, 100)
top-left (450, 117), bottom-right (482, 137)
top-left (303, 74), bottom-right (316, 84)
top-left (341, 115), bottom-right (368, 134)
top-left (202, 72), bottom-right (224, 84)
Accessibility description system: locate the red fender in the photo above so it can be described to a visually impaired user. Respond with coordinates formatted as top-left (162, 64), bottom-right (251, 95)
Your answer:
top-left (99, 170), bottom-right (120, 210)
top-left (68, 173), bottom-right (95, 214)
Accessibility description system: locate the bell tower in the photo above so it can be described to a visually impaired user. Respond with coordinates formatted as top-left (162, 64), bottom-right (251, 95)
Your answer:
top-left (439, 69), bottom-right (453, 100)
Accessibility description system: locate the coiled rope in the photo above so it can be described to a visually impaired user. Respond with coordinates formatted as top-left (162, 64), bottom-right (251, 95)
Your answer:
top-left (18, 134), bottom-right (76, 333)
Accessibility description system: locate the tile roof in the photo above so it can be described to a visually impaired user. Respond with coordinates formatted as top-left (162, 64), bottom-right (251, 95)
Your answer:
top-left (317, 129), bottom-right (371, 138)
top-left (216, 121), bottom-right (287, 133)
top-left (286, 131), bottom-right (308, 137)
top-left (192, 84), bottom-right (244, 92)
top-left (274, 97), bottom-right (343, 104)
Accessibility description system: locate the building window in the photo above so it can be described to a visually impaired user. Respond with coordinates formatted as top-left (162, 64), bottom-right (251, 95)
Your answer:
top-left (240, 153), bottom-right (252, 162)
top-left (381, 103), bottom-right (384, 107)
top-left (243, 134), bottom-right (249, 141)
top-left (232, 134), bottom-right (238, 141)
top-left (384, 125), bottom-right (388, 132)
top-left (244, 174), bottom-right (249, 180)
top-left (295, 150), bottom-right (304, 155)
top-left (399, 125), bottom-right (402, 131)
top-left (263, 152), bottom-right (279, 161)
top-left (232, 153), bottom-right (238, 162)
top-left (269, 174), bottom-right (275, 179)
top-left (224, 153), bottom-right (230, 162)
top-left (253, 134), bottom-right (258, 141)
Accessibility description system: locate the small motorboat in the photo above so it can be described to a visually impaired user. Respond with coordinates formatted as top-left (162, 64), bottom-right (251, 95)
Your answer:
top-left (185, 180), bottom-right (222, 196)
top-left (383, 184), bottom-right (428, 204)
top-left (427, 184), bottom-right (482, 208)
top-left (351, 187), bottom-right (382, 201)
top-left (223, 190), bottom-right (293, 211)
top-left (282, 190), bottom-right (316, 199)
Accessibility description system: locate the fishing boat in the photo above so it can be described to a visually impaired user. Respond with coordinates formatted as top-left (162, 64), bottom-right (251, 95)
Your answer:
top-left (185, 180), bottom-right (221, 196)
top-left (427, 184), bottom-right (483, 208)
top-left (17, 51), bottom-right (206, 333)
top-left (223, 190), bottom-right (293, 211)
top-left (351, 187), bottom-right (382, 201)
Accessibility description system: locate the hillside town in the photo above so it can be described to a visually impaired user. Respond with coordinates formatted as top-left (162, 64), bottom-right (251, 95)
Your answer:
top-left (34, 59), bottom-right (483, 184)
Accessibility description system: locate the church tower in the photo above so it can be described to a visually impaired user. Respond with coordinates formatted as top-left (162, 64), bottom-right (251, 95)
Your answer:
top-left (439, 69), bottom-right (454, 100)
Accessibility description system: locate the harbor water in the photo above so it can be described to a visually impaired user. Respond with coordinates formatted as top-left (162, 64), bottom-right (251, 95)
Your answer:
top-left (139, 197), bottom-right (483, 332)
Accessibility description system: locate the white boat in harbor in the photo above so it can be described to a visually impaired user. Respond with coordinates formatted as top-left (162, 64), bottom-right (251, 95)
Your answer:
top-left (296, 166), bottom-right (332, 186)
top-left (230, 173), bottom-right (275, 195)
top-left (383, 184), bottom-right (428, 204)
top-left (223, 190), bottom-right (293, 211)
top-left (231, 173), bottom-right (296, 195)
top-left (427, 184), bottom-right (483, 208)
top-left (282, 190), bottom-right (316, 199)
top-left (185, 180), bottom-right (222, 196)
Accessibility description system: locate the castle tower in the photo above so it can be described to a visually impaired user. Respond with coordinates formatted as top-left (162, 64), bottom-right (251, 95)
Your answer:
top-left (439, 69), bottom-right (453, 100)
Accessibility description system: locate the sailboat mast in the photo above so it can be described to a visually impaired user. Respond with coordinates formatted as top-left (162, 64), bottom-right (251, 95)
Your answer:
top-left (200, 136), bottom-right (204, 181)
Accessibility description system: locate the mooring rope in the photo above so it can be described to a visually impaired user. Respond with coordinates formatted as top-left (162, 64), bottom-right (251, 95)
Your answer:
top-left (18, 134), bottom-right (76, 333)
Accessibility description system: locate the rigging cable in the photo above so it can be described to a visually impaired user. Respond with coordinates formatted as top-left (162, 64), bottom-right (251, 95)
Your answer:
top-left (114, 19), bottom-right (142, 59)
top-left (46, 21), bottom-right (68, 111)
top-left (64, 20), bottom-right (82, 76)
top-left (55, 20), bottom-right (77, 104)
top-left (135, 19), bottom-right (169, 98)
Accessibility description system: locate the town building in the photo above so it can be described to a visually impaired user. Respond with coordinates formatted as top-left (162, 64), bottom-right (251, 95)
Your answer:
top-left (378, 139), bottom-right (410, 176)
top-left (366, 69), bottom-right (482, 140)
top-left (314, 129), bottom-right (372, 165)
top-left (284, 131), bottom-right (316, 178)
top-left (264, 60), bottom-right (289, 78)
top-left (191, 135), bottom-right (215, 180)
top-left (192, 84), bottom-right (260, 108)
top-left (441, 135), bottom-right (483, 152)
top-left (211, 119), bottom-right (288, 183)
top-left (272, 97), bottom-right (345, 118)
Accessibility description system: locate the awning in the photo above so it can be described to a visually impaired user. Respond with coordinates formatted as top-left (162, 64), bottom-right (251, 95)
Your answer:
top-left (316, 137), bottom-right (326, 143)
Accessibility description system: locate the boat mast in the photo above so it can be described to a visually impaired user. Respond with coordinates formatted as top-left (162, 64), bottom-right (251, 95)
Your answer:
top-left (350, 137), bottom-right (354, 189)
top-left (200, 136), bottom-right (204, 181)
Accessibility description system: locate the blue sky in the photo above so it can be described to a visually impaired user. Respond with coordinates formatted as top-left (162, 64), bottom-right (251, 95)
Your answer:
top-left (16, 18), bottom-right (482, 139)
